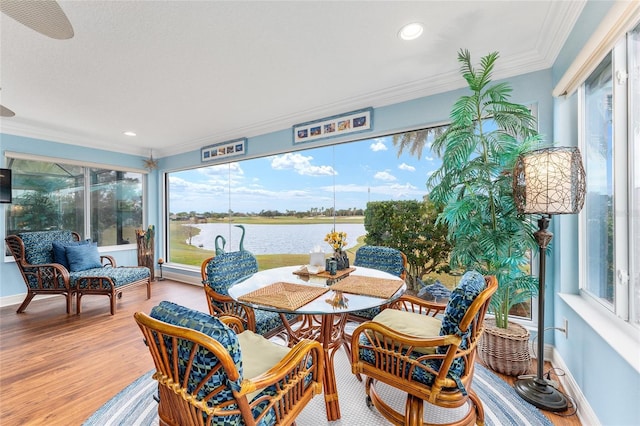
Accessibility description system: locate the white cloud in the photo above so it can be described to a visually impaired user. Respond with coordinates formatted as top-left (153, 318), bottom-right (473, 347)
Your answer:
top-left (370, 140), bottom-right (387, 152)
top-left (398, 163), bottom-right (416, 172)
top-left (374, 170), bottom-right (397, 182)
top-left (424, 155), bottom-right (434, 161)
top-left (271, 152), bottom-right (336, 176)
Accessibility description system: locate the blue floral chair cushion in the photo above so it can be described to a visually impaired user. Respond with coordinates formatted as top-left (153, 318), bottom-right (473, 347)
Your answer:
top-left (72, 266), bottom-right (151, 289)
top-left (352, 245), bottom-right (406, 320)
top-left (434, 270), bottom-right (486, 389)
top-left (205, 250), bottom-right (258, 296)
top-left (354, 245), bottom-right (406, 278)
top-left (19, 230), bottom-right (76, 266)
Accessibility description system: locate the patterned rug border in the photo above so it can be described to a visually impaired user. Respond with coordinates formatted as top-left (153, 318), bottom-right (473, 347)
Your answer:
top-left (84, 350), bottom-right (552, 426)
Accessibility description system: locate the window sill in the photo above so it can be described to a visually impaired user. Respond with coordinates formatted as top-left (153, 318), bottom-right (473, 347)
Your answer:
top-left (559, 293), bottom-right (640, 373)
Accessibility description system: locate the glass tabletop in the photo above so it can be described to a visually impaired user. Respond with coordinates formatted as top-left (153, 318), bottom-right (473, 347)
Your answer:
top-left (228, 265), bottom-right (406, 315)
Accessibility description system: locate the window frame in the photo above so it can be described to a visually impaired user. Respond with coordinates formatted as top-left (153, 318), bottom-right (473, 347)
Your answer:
top-left (578, 27), bottom-right (636, 327)
top-left (3, 151), bottom-right (149, 256)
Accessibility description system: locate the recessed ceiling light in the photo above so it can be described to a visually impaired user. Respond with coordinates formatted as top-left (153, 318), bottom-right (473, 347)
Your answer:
top-left (123, 131), bottom-right (137, 137)
top-left (399, 23), bottom-right (423, 41)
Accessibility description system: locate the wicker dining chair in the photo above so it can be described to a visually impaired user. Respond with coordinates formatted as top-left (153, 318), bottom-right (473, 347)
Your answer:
top-left (135, 301), bottom-right (324, 426)
top-left (201, 251), bottom-right (296, 338)
top-left (351, 271), bottom-right (498, 426)
top-left (350, 245), bottom-right (408, 322)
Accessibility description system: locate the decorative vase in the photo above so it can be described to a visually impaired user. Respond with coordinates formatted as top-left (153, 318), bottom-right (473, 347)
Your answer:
top-left (334, 251), bottom-right (349, 270)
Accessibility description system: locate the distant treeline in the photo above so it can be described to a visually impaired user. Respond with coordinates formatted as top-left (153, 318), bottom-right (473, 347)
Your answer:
top-left (170, 207), bottom-right (365, 220)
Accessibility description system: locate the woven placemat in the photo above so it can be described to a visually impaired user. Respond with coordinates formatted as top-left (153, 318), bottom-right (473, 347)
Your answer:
top-left (293, 267), bottom-right (355, 279)
top-left (329, 275), bottom-right (404, 299)
top-left (238, 282), bottom-right (329, 311)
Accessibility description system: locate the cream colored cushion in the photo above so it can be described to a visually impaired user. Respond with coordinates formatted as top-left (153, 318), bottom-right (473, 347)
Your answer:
top-left (372, 308), bottom-right (442, 354)
top-left (238, 330), bottom-right (291, 401)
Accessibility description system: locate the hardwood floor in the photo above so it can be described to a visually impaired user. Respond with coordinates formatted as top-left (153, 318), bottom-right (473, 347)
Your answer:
top-left (0, 280), bottom-right (581, 425)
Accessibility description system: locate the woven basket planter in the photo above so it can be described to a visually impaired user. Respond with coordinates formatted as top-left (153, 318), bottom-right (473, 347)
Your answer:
top-left (478, 318), bottom-right (531, 376)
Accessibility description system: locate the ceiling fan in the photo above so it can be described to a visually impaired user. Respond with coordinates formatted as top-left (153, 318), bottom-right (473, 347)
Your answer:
top-left (0, 0), bottom-right (74, 117)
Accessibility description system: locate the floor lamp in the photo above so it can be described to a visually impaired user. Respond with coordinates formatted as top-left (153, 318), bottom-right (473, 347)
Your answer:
top-left (512, 147), bottom-right (586, 412)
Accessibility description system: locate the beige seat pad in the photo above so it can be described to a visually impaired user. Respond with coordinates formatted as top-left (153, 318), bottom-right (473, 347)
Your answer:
top-left (372, 308), bottom-right (442, 354)
top-left (238, 330), bottom-right (291, 401)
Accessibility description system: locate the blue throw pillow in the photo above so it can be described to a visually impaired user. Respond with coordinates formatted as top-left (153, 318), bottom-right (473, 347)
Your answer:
top-left (65, 243), bottom-right (103, 272)
top-left (52, 239), bottom-right (91, 270)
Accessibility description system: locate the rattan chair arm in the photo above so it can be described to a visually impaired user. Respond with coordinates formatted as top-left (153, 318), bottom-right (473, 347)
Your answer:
top-left (100, 255), bottom-right (116, 267)
top-left (203, 285), bottom-right (258, 330)
top-left (387, 294), bottom-right (447, 316)
top-left (219, 316), bottom-right (246, 333)
top-left (24, 262), bottom-right (72, 286)
top-left (351, 321), bottom-right (460, 352)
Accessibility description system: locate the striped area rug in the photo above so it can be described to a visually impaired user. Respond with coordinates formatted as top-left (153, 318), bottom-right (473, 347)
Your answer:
top-left (84, 348), bottom-right (552, 426)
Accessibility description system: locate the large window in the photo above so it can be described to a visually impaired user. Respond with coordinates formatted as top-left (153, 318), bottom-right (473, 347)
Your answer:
top-left (166, 138), bottom-right (430, 268)
top-left (581, 23), bottom-right (639, 327)
top-left (5, 156), bottom-right (145, 247)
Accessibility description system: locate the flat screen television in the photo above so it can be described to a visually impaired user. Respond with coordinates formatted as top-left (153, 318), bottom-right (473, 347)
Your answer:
top-left (0, 168), bottom-right (12, 203)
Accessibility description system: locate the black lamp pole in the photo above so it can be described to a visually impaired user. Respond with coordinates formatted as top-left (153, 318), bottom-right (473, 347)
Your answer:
top-left (514, 216), bottom-right (568, 411)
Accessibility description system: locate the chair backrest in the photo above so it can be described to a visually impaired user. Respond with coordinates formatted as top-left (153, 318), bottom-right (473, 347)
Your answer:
top-left (204, 250), bottom-right (258, 295)
top-left (354, 245), bottom-right (407, 280)
top-left (7, 230), bottom-right (79, 265)
top-left (135, 301), bottom-right (252, 426)
top-left (6, 231), bottom-right (81, 290)
top-left (435, 271), bottom-right (497, 387)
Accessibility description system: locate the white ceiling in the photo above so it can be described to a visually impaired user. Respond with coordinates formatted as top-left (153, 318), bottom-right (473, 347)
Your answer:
top-left (0, 1), bottom-right (585, 158)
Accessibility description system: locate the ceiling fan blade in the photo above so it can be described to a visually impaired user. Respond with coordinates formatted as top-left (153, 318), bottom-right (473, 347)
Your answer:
top-left (0, 0), bottom-right (74, 40)
top-left (0, 105), bottom-right (16, 118)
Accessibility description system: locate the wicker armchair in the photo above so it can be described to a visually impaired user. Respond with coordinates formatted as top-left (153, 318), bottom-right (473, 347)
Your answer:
top-left (135, 301), bottom-right (324, 426)
top-left (351, 272), bottom-right (497, 426)
top-left (201, 252), bottom-right (296, 338)
top-left (5, 230), bottom-right (150, 314)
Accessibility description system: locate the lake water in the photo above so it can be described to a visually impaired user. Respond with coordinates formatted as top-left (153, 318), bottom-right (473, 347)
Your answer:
top-left (189, 223), bottom-right (366, 254)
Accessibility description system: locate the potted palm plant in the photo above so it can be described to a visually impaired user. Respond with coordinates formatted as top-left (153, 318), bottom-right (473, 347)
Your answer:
top-left (427, 49), bottom-right (541, 375)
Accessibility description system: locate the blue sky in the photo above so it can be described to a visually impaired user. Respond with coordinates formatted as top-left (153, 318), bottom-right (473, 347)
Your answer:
top-left (168, 135), bottom-right (441, 214)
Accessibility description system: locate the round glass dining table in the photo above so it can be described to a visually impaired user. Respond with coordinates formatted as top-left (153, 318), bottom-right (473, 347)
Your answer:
top-left (228, 265), bottom-right (406, 421)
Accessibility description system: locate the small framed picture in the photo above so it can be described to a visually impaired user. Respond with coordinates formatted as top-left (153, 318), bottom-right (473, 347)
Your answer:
top-left (201, 138), bottom-right (247, 162)
top-left (293, 108), bottom-right (373, 144)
